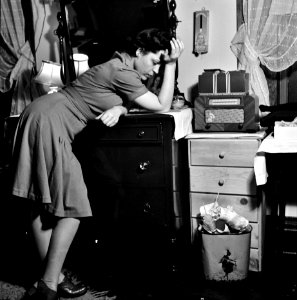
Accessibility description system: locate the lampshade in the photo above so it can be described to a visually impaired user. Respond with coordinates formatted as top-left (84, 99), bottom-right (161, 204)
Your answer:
top-left (35, 60), bottom-right (64, 93)
top-left (73, 53), bottom-right (89, 77)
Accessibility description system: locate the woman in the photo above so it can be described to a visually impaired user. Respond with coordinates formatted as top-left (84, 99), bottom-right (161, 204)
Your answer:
top-left (11, 28), bottom-right (184, 300)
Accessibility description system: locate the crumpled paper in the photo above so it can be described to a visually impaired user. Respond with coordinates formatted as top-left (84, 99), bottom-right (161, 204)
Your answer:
top-left (198, 196), bottom-right (250, 234)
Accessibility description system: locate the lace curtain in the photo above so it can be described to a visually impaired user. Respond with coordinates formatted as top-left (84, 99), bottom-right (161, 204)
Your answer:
top-left (231, 0), bottom-right (297, 107)
top-left (0, 0), bottom-right (39, 116)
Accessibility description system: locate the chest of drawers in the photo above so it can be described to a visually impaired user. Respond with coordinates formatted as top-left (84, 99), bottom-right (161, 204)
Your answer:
top-left (73, 113), bottom-right (182, 289)
top-left (187, 136), bottom-right (265, 272)
top-left (75, 114), bottom-right (175, 226)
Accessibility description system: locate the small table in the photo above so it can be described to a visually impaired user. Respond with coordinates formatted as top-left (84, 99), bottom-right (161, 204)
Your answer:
top-left (254, 133), bottom-right (297, 269)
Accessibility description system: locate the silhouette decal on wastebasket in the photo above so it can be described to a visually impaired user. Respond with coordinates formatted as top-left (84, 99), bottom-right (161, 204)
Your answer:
top-left (219, 249), bottom-right (237, 280)
top-left (199, 198), bottom-right (252, 281)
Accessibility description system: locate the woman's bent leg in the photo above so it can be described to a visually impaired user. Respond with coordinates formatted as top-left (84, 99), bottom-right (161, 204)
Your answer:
top-left (32, 215), bottom-right (52, 262)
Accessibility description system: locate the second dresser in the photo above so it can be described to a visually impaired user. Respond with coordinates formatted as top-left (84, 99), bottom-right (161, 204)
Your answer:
top-left (187, 134), bottom-right (265, 272)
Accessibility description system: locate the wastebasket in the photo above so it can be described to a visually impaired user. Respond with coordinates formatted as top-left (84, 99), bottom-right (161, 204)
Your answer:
top-left (200, 226), bottom-right (252, 281)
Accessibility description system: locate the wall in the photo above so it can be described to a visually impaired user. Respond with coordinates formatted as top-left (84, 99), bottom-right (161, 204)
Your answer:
top-left (176, 0), bottom-right (238, 102)
top-left (32, 0), bottom-right (237, 87)
top-left (32, 0), bottom-right (238, 94)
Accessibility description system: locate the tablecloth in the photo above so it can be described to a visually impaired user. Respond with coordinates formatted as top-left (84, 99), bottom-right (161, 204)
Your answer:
top-left (254, 132), bottom-right (297, 185)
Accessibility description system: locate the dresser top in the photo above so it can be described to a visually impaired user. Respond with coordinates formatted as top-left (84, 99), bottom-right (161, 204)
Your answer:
top-left (186, 131), bottom-right (266, 140)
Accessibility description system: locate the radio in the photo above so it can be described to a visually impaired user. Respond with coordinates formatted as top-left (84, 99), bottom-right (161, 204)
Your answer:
top-left (194, 94), bottom-right (259, 132)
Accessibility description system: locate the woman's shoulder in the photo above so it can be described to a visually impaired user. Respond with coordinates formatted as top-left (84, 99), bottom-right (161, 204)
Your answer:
top-left (91, 54), bottom-right (129, 73)
top-left (106, 53), bottom-right (140, 77)
top-left (86, 52), bottom-right (141, 86)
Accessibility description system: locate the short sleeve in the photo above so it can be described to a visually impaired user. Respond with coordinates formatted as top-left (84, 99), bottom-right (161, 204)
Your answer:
top-left (112, 68), bottom-right (148, 101)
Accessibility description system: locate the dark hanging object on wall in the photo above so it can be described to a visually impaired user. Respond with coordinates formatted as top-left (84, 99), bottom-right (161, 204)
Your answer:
top-left (169, 0), bottom-right (180, 38)
top-left (54, 0), bottom-right (76, 84)
top-left (168, 0), bottom-right (183, 98)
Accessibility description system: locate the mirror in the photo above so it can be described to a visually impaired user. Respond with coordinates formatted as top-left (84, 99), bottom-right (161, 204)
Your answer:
top-left (67, 0), bottom-right (170, 66)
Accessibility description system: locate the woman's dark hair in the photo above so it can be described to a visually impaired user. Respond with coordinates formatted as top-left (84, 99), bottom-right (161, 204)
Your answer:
top-left (120, 28), bottom-right (173, 56)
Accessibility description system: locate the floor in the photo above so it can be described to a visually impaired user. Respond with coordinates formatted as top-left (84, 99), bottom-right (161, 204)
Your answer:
top-left (0, 177), bottom-right (296, 300)
top-left (0, 222), bottom-right (296, 300)
top-left (49, 225), bottom-right (297, 300)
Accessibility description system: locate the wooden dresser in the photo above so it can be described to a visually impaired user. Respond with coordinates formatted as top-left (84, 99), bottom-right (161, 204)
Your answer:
top-left (187, 134), bottom-right (265, 272)
top-left (73, 113), bottom-right (187, 290)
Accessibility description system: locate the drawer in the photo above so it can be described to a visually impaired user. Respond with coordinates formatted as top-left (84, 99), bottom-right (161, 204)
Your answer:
top-left (99, 124), bottom-right (162, 143)
top-left (86, 144), bottom-right (166, 186)
top-left (189, 139), bottom-right (259, 167)
top-left (120, 146), bottom-right (165, 185)
top-left (119, 187), bottom-right (169, 225)
top-left (190, 193), bottom-right (258, 222)
top-left (189, 166), bottom-right (257, 195)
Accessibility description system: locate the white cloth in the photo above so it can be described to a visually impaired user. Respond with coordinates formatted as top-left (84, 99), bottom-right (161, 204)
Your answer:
top-left (163, 107), bottom-right (193, 140)
top-left (254, 132), bottom-right (297, 185)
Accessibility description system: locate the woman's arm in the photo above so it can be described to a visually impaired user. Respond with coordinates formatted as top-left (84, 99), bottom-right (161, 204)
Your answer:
top-left (134, 38), bottom-right (184, 113)
top-left (96, 105), bottom-right (128, 127)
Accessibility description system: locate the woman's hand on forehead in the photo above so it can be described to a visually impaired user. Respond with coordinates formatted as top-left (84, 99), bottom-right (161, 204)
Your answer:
top-left (163, 37), bottom-right (184, 64)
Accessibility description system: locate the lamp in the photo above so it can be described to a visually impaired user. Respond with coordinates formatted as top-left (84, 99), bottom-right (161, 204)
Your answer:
top-left (34, 60), bottom-right (64, 94)
top-left (73, 53), bottom-right (89, 77)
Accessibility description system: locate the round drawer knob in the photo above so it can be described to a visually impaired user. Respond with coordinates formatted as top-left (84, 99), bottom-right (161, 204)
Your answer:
top-left (144, 202), bottom-right (151, 213)
top-left (139, 161), bottom-right (151, 172)
top-left (219, 152), bottom-right (225, 159)
top-left (218, 179), bottom-right (225, 186)
top-left (138, 130), bottom-right (145, 138)
top-left (240, 197), bottom-right (248, 205)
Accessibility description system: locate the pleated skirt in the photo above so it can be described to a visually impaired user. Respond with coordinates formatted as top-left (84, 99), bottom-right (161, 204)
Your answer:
top-left (11, 92), bottom-right (92, 217)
